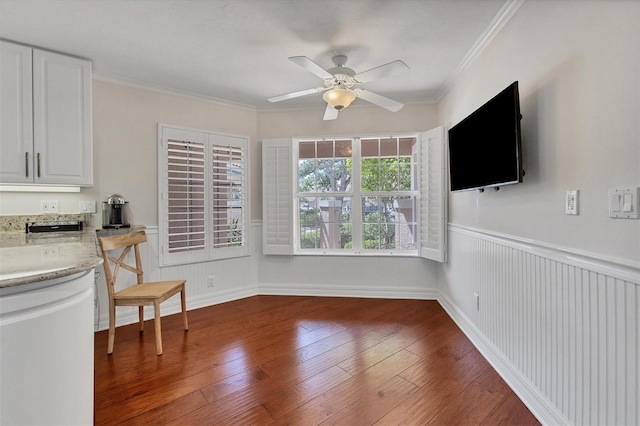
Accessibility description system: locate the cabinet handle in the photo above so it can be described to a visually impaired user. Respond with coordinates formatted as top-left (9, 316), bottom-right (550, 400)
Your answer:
top-left (37, 153), bottom-right (41, 178)
top-left (25, 152), bottom-right (29, 178)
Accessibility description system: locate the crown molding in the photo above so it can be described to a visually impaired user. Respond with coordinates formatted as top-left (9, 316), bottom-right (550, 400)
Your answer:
top-left (92, 73), bottom-right (257, 112)
top-left (435, 0), bottom-right (526, 102)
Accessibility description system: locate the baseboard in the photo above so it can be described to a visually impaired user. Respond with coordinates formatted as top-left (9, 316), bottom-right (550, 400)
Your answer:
top-left (259, 283), bottom-right (439, 300)
top-left (437, 291), bottom-right (569, 426)
top-left (94, 285), bottom-right (259, 331)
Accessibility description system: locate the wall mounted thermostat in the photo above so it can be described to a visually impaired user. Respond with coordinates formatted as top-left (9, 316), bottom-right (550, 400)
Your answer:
top-left (609, 187), bottom-right (639, 219)
top-left (566, 190), bottom-right (578, 215)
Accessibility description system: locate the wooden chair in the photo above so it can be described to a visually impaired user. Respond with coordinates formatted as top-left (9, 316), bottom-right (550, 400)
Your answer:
top-left (98, 230), bottom-right (188, 355)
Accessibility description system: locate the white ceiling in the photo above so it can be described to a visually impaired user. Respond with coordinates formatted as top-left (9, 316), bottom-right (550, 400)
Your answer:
top-left (0, 0), bottom-right (514, 110)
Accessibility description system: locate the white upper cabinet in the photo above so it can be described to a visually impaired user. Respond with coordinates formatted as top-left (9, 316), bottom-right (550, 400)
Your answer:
top-left (0, 41), bottom-right (33, 183)
top-left (0, 41), bottom-right (93, 186)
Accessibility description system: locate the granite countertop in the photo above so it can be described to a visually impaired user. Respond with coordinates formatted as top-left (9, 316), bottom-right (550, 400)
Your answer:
top-left (0, 229), bottom-right (103, 289)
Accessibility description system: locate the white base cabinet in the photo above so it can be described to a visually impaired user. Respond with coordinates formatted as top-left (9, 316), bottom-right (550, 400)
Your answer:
top-left (0, 270), bottom-right (95, 425)
top-left (0, 40), bottom-right (93, 186)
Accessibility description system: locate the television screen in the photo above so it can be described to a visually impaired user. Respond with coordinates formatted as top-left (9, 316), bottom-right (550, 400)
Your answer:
top-left (448, 81), bottom-right (523, 192)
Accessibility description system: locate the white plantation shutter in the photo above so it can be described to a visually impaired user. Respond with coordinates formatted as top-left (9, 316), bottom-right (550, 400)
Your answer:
top-left (209, 134), bottom-right (248, 257)
top-left (167, 139), bottom-right (206, 253)
top-left (419, 126), bottom-right (447, 262)
top-left (262, 138), bottom-right (293, 255)
top-left (159, 125), bottom-right (249, 266)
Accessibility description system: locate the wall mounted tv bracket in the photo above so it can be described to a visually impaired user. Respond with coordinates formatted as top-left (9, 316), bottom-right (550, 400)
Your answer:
top-left (477, 170), bottom-right (525, 193)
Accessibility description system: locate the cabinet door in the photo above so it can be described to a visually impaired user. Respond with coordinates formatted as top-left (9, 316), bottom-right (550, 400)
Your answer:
top-left (33, 49), bottom-right (92, 186)
top-left (0, 41), bottom-right (33, 183)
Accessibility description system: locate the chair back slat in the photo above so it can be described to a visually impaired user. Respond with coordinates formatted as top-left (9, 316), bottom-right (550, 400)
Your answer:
top-left (98, 231), bottom-right (147, 297)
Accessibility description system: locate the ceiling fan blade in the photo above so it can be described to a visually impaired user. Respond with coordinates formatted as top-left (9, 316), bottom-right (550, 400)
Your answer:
top-left (323, 103), bottom-right (339, 120)
top-left (354, 89), bottom-right (404, 112)
top-left (354, 60), bottom-right (409, 83)
top-left (267, 87), bottom-right (327, 103)
top-left (289, 56), bottom-right (333, 79)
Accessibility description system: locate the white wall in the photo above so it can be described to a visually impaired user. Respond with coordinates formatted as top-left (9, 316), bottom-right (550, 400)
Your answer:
top-left (438, 1), bottom-right (640, 424)
top-left (439, 0), bottom-right (639, 262)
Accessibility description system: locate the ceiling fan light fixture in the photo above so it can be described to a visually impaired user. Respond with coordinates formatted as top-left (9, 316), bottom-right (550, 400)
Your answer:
top-left (323, 88), bottom-right (356, 111)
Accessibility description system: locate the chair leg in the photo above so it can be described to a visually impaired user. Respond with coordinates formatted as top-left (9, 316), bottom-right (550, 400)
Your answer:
top-left (181, 286), bottom-right (189, 331)
top-left (107, 300), bottom-right (116, 355)
top-left (138, 306), bottom-right (144, 332)
top-left (153, 300), bottom-right (163, 355)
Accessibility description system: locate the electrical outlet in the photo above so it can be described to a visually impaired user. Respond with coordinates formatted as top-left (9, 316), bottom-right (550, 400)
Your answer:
top-left (40, 200), bottom-right (59, 213)
top-left (207, 276), bottom-right (215, 288)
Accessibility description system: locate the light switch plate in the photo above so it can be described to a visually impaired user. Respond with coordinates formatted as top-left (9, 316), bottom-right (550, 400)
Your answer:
top-left (609, 187), bottom-right (639, 219)
top-left (566, 190), bottom-right (578, 215)
top-left (79, 200), bottom-right (96, 213)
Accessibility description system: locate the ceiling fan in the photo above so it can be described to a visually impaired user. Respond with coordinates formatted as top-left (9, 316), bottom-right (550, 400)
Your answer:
top-left (267, 55), bottom-right (409, 120)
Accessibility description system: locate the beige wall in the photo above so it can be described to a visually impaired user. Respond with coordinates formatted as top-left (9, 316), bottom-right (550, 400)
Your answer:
top-left (90, 81), bottom-right (259, 225)
top-left (438, 0), bottom-right (640, 262)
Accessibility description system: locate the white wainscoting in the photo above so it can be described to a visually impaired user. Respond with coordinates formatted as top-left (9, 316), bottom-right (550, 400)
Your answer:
top-left (440, 224), bottom-right (639, 426)
top-left (259, 252), bottom-right (439, 300)
top-left (94, 225), bottom-right (260, 331)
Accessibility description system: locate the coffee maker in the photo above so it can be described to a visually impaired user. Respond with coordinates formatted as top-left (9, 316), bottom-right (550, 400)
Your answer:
top-left (102, 194), bottom-right (130, 228)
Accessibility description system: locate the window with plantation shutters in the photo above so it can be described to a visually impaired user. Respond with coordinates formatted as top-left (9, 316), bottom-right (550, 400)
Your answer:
top-left (159, 125), bottom-right (249, 266)
top-left (262, 127), bottom-right (446, 261)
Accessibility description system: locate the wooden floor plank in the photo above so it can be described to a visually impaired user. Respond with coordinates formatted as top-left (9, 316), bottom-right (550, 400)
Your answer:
top-left (321, 375), bottom-right (419, 425)
top-left (427, 381), bottom-right (506, 425)
top-left (214, 403), bottom-right (275, 426)
top-left (94, 296), bottom-right (538, 425)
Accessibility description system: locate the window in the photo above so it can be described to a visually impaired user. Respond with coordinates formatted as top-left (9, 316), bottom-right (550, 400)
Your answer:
top-left (159, 125), bottom-right (249, 266)
top-left (263, 127), bottom-right (446, 261)
top-left (296, 137), bottom-right (418, 254)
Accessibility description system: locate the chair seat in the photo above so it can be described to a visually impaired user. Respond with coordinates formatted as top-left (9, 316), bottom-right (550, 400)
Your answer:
top-left (114, 280), bottom-right (185, 303)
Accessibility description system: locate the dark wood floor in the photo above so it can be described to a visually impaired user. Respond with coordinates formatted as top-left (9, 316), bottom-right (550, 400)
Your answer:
top-left (94, 296), bottom-right (539, 425)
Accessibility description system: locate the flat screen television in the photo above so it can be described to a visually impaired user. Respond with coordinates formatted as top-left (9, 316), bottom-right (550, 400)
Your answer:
top-left (448, 81), bottom-right (523, 192)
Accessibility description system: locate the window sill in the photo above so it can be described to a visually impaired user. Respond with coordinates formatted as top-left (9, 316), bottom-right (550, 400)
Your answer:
top-left (292, 250), bottom-right (419, 258)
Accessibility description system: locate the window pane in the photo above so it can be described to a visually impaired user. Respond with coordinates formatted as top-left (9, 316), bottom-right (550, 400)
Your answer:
top-left (361, 196), bottom-right (417, 251)
top-left (299, 197), bottom-right (320, 248)
top-left (300, 196), bottom-right (352, 249)
top-left (380, 162), bottom-right (398, 191)
top-left (398, 137), bottom-right (415, 155)
top-left (318, 197), bottom-right (347, 249)
top-left (380, 138), bottom-right (397, 157)
top-left (361, 161), bottom-right (379, 191)
top-left (361, 139), bottom-right (379, 157)
top-left (363, 224), bottom-right (380, 249)
top-left (299, 141), bottom-right (315, 159)
top-left (317, 140), bottom-right (333, 158)
top-left (298, 159), bottom-right (317, 192)
top-left (399, 162), bottom-right (412, 191)
top-left (335, 140), bottom-right (352, 158)
top-left (299, 141), bottom-right (352, 193)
